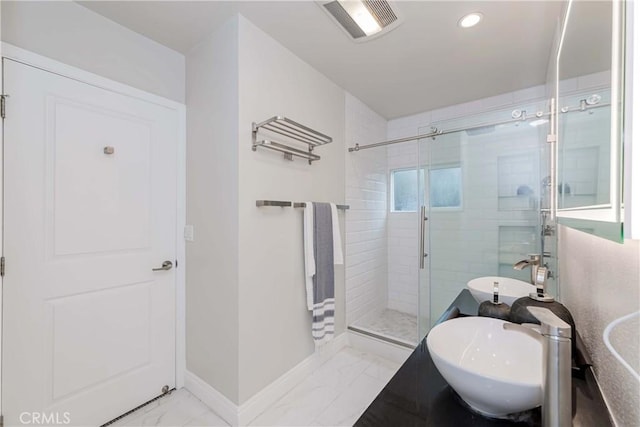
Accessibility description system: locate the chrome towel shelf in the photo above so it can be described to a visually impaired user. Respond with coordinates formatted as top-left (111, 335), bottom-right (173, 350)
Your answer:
top-left (252, 116), bottom-right (332, 164)
top-left (256, 200), bottom-right (349, 210)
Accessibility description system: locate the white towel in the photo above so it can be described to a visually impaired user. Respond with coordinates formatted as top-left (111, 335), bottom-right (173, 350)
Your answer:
top-left (313, 299), bottom-right (335, 348)
top-left (330, 203), bottom-right (343, 265)
top-left (303, 202), bottom-right (315, 311)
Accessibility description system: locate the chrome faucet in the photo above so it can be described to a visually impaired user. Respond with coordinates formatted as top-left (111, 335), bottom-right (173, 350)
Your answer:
top-left (513, 254), bottom-right (554, 302)
top-left (504, 307), bottom-right (573, 427)
top-left (513, 254), bottom-right (542, 284)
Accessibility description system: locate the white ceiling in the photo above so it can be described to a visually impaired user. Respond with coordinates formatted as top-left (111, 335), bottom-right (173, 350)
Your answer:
top-left (78, 1), bottom-right (565, 119)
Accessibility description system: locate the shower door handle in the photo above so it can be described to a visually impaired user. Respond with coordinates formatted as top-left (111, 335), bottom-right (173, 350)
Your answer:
top-left (419, 205), bottom-right (427, 269)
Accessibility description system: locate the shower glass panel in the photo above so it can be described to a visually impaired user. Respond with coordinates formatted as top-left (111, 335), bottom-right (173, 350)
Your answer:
top-left (348, 138), bottom-right (421, 347)
top-left (417, 101), bottom-right (553, 336)
top-left (384, 139), bottom-right (421, 345)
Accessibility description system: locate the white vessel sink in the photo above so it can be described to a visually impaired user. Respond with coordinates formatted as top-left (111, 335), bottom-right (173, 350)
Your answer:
top-left (467, 276), bottom-right (535, 306)
top-left (426, 316), bottom-right (543, 418)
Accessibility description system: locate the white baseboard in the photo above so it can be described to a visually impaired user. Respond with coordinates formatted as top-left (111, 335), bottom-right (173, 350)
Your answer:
top-left (347, 330), bottom-right (412, 365)
top-left (184, 370), bottom-right (239, 426)
top-left (237, 332), bottom-right (348, 425)
top-left (185, 332), bottom-right (348, 426)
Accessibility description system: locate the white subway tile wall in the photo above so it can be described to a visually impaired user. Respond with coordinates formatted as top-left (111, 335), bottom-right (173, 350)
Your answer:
top-left (345, 93), bottom-right (388, 326)
top-left (386, 142), bottom-right (420, 317)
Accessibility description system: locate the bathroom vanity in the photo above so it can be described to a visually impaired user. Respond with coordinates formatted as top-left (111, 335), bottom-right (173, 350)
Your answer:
top-left (355, 290), bottom-right (613, 427)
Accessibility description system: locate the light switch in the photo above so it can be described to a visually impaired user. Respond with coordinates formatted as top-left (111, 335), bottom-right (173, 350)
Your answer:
top-left (184, 225), bottom-right (194, 241)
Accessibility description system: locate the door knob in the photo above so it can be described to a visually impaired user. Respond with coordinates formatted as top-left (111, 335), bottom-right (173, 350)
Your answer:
top-left (152, 260), bottom-right (173, 271)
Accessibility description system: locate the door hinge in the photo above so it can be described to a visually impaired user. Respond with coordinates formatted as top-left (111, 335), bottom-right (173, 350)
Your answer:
top-left (0, 94), bottom-right (7, 119)
top-left (1, 256), bottom-right (5, 277)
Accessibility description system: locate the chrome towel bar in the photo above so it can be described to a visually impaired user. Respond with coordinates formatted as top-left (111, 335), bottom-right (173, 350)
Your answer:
top-left (292, 202), bottom-right (349, 210)
top-left (255, 200), bottom-right (292, 207)
top-left (256, 200), bottom-right (349, 210)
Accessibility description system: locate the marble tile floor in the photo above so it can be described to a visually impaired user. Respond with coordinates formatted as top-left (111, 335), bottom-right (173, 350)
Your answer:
top-left (109, 389), bottom-right (228, 427)
top-left (350, 308), bottom-right (418, 345)
top-left (112, 347), bottom-right (402, 427)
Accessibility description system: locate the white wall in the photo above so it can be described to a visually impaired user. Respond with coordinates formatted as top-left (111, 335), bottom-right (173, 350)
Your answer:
top-left (186, 12), bottom-right (345, 406)
top-left (345, 93), bottom-right (388, 326)
top-left (236, 16), bottom-right (346, 404)
top-left (185, 17), bottom-right (240, 403)
top-left (559, 227), bottom-right (639, 427)
top-left (1, 1), bottom-right (185, 103)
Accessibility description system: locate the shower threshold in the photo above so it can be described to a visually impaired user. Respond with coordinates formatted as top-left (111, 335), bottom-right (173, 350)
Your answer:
top-left (348, 325), bottom-right (416, 349)
top-left (349, 308), bottom-right (418, 349)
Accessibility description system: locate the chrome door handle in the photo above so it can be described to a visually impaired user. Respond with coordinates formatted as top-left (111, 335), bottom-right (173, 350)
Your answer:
top-left (419, 206), bottom-right (427, 269)
top-left (152, 260), bottom-right (173, 271)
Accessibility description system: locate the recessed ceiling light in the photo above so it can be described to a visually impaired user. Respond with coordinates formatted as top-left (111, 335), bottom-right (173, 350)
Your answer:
top-left (458, 12), bottom-right (483, 28)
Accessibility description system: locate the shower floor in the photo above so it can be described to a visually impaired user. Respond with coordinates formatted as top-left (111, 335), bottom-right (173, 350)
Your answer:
top-left (351, 309), bottom-right (418, 346)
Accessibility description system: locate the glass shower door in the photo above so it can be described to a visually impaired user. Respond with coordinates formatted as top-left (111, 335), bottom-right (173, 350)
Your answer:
top-left (417, 102), bottom-right (550, 338)
top-left (418, 123), bottom-right (470, 337)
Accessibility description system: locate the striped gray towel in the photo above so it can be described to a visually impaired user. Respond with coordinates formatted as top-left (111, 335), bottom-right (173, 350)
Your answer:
top-left (312, 202), bottom-right (335, 346)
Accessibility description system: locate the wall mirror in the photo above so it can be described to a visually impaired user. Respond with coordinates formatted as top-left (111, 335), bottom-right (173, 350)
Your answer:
top-left (555, 0), bottom-right (625, 242)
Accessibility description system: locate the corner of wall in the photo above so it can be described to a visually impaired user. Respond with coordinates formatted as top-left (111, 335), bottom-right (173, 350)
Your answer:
top-left (185, 15), bottom-right (241, 405)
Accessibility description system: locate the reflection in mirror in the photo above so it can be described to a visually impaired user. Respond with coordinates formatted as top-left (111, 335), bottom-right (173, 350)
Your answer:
top-left (555, 0), bottom-right (624, 242)
top-left (558, 88), bottom-right (611, 209)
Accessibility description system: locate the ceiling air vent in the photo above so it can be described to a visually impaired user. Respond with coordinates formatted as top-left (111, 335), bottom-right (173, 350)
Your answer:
top-left (319, 1), bottom-right (403, 42)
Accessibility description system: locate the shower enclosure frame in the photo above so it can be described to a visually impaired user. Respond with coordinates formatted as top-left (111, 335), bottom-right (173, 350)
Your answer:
top-left (346, 98), bottom-right (601, 345)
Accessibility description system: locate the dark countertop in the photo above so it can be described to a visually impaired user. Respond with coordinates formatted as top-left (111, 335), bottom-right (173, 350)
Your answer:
top-left (355, 290), bottom-right (614, 427)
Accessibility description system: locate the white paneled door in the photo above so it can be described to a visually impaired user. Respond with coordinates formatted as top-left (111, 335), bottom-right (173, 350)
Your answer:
top-left (2, 59), bottom-right (178, 426)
